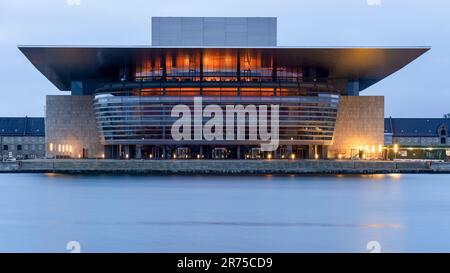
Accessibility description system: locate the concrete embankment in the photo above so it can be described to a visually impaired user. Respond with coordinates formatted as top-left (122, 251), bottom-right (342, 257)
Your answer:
top-left (1, 159), bottom-right (450, 175)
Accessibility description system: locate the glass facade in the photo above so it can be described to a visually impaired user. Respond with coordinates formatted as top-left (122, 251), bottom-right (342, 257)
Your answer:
top-left (92, 49), bottom-right (342, 159)
top-left (94, 95), bottom-right (339, 143)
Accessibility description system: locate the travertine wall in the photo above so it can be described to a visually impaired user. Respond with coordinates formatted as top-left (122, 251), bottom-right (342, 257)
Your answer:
top-left (46, 95), bottom-right (103, 158)
top-left (328, 96), bottom-right (384, 159)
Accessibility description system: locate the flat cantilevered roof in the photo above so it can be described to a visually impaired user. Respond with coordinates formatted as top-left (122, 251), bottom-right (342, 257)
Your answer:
top-left (18, 46), bottom-right (429, 91)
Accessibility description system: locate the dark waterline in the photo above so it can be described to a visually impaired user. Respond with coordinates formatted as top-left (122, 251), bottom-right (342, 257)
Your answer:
top-left (0, 173), bottom-right (449, 252)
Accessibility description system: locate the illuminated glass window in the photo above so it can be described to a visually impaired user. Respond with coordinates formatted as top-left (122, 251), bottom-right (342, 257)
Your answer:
top-left (166, 49), bottom-right (200, 82)
top-left (134, 56), bottom-right (163, 81)
top-left (203, 49), bottom-right (237, 81)
top-left (240, 50), bottom-right (272, 82)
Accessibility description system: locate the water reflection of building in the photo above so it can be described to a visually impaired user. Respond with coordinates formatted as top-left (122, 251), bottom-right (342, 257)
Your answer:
top-left (19, 17), bottom-right (429, 160)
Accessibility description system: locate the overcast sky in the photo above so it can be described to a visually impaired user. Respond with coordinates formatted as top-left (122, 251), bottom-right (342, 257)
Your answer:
top-left (0, 0), bottom-right (448, 117)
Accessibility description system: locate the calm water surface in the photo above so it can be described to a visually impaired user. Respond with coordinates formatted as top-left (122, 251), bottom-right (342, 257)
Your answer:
top-left (0, 173), bottom-right (450, 252)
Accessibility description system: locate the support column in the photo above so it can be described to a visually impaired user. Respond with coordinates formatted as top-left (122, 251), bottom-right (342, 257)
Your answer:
top-left (200, 49), bottom-right (204, 96)
top-left (136, 145), bottom-right (142, 159)
top-left (287, 145), bottom-right (293, 158)
top-left (124, 145), bottom-right (130, 159)
top-left (321, 146), bottom-right (328, 159)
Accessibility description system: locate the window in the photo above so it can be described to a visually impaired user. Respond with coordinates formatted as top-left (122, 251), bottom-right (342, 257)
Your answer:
top-left (17, 145), bottom-right (22, 151)
top-left (3, 145), bottom-right (7, 151)
top-left (441, 137), bottom-right (447, 145)
top-left (202, 49), bottom-right (237, 82)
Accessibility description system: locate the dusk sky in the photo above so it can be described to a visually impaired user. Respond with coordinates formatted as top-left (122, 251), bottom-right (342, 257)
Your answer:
top-left (0, 0), bottom-right (448, 117)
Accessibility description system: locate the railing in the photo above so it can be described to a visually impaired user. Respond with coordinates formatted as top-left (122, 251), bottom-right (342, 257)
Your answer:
top-left (97, 75), bottom-right (336, 86)
top-left (95, 78), bottom-right (340, 97)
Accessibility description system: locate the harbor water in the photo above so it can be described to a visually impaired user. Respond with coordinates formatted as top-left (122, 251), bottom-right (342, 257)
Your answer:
top-left (0, 173), bottom-right (449, 252)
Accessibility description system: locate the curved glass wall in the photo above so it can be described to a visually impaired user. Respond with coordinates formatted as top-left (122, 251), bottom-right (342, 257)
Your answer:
top-left (94, 84), bottom-right (339, 146)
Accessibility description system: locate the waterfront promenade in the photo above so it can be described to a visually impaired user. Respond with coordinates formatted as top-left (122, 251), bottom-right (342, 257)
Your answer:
top-left (1, 159), bottom-right (450, 174)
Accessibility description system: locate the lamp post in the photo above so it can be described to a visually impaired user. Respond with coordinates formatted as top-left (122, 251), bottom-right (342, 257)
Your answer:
top-left (393, 144), bottom-right (398, 161)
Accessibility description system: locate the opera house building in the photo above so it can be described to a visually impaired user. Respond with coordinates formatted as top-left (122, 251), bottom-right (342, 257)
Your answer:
top-left (19, 17), bottom-right (428, 160)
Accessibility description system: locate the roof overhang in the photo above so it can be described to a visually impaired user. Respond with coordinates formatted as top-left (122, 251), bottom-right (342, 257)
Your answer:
top-left (18, 46), bottom-right (430, 91)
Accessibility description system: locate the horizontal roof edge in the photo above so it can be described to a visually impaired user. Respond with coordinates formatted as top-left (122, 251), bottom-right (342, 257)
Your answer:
top-left (17, 45), bottom-right (432, 50)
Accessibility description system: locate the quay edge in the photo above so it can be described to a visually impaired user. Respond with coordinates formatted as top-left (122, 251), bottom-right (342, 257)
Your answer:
top-left (1, 159), bottom-right (450, 175)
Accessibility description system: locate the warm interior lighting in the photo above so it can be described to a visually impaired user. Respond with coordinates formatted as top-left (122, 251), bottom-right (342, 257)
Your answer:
top-left (78, 154), bottom-right (81, 159)
top-left (394, 144), bottom-right (399, 153)
top-left (149, 154), bottom-right (153, 159)
top-left (378, 145), bottom-right (383, 153)
top-left (267, 153), bottom-right (272, 159)
top-left (371, 145), bottom-right (375, 153)
top-left (173, 154), bottom-right (177, 159)
top-left (102, 153), bottom-right (105, 159)
top-left (291, 154), bottom-right (296, 160)
top-left (49, 143), bottom-right (53, 152)
top-left (125, 154), bottom-right (129, 159)
top-left (338, 154), bottom-right (343, 160)
top-left (197, 154), bottom-right (200, 159)
top-left (314, 154), bottom-right (319, 160)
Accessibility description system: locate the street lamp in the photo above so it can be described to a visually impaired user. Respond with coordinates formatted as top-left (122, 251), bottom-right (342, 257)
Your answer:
top-left (394, 144), bottom-right (398, 160)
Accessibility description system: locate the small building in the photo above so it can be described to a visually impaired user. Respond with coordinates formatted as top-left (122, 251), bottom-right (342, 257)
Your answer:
top-left (0, 117), bottom-right (45, 160)
top-left (384, 117), bottom-right (450, 160)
